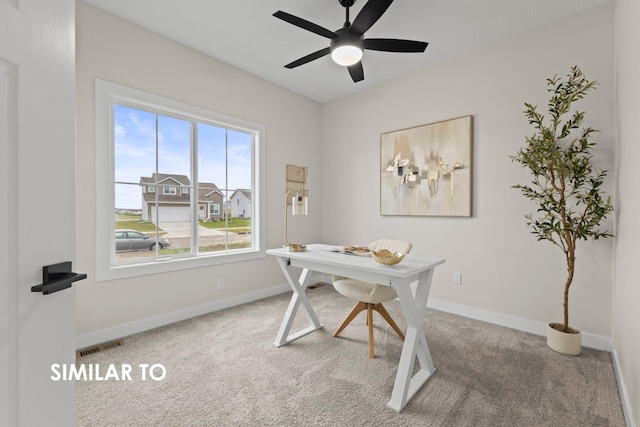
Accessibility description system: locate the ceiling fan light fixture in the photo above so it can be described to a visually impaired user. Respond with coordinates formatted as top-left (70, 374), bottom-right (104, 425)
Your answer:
top-left (331, 44), bottom-right (363, 66)
top-left (330, 36), bottom-right (364, 66)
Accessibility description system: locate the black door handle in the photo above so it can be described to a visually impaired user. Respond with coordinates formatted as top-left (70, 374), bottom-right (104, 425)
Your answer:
top-left (31, 261), bottom-right (87, 295)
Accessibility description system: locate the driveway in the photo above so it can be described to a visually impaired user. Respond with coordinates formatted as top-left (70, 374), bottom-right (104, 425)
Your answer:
top-left (158, 221), bottom-right (250, 250)
top-left (158, 221), bottom-right (224, 238)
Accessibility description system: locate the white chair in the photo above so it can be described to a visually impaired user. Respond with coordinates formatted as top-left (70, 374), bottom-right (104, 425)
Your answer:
top-left (332, 239), bottom-right (413, 358)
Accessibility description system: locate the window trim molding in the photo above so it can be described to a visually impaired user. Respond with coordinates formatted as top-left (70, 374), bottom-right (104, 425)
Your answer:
top-left (95, 79), bottom-right (266, 282)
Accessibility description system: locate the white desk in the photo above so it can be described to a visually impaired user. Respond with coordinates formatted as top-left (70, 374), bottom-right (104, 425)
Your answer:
top-left (267, 244), bottom-right (445, 412)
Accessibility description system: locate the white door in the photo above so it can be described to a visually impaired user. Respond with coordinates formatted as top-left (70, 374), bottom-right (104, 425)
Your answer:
top-left (0, 1), bottom-right (77, 426)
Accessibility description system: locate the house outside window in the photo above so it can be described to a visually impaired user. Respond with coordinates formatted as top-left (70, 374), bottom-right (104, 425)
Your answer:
top-left (95, 79), bottom-right (265, 281)
top-left (230, 189), bottom-right (252, 219)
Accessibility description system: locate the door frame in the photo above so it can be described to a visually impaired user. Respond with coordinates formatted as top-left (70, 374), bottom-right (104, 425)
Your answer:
top-left (0, 55), bottom-right (18, 427)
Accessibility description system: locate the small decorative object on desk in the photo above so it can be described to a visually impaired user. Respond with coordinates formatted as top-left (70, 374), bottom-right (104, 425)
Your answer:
top-left (371, 249), bottom-right (406, 265)
top-left (338, 246), bottom-right (371, 256)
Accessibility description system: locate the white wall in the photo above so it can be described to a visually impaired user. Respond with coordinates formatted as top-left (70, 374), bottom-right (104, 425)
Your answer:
top-left (613, 0), bottom-right (640, 424)
top-left (320, 5), bottom-right (615, 342)
top-left (75, 1), bottom-right (322, 339)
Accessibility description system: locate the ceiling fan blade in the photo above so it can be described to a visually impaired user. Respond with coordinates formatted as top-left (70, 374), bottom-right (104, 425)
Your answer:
top-left (350, 0), bottom-right (394, 36)
top-left (284, 47), bottom-right (331, 69)
top-left (273, 11), bottom-right (338, 40)
top-left (348, 62), bottom-right (364, 82)
top-left (364, 38), bottom-right (428, 53)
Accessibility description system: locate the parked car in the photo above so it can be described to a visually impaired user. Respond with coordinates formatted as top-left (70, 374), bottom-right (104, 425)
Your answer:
top-left (115, 230), bottom-right (170, 252)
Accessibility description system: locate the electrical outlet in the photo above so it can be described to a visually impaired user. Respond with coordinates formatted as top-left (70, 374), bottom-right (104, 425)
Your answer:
top-left (453, 272), bottom-right (462, 285)
top-left (217, 279), bottom-right (224, 290)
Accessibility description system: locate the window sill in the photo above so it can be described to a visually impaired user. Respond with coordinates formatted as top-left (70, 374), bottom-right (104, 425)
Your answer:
top-left (96, 248), bottom-right (265, 282)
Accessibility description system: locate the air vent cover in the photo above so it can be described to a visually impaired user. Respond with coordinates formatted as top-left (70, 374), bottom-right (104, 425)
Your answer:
top-left (76, 339), bottom-right (124, 358)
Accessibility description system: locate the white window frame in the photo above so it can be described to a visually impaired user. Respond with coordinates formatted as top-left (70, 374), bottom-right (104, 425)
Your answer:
top-left (147, 185), bottom-right (155, 193)
top-left (210, 203), bottom-right (220, 215)
top-left (163, 185), bottom-right (177, 195)
top-left (95, 79), bottom-right (265, 281)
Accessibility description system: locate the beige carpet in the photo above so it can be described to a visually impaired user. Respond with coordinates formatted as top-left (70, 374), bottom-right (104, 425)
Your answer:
top-left (76, 284), bottom-right (625, 426)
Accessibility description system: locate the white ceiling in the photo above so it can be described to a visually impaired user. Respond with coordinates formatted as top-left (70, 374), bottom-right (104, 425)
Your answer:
top-left (81, 0), bottom-right (610, 103)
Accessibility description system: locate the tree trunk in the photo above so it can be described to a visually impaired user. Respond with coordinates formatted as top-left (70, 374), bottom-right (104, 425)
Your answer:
top-left (563, 245), bottom-right (576, 333)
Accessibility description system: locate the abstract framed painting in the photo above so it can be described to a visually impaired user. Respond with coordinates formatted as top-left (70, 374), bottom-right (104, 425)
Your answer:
top-left (380, 115), bottom-right (472, 217)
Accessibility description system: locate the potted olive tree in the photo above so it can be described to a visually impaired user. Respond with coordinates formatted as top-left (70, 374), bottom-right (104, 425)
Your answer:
top-left (511, 66), bottom-right (614, 356)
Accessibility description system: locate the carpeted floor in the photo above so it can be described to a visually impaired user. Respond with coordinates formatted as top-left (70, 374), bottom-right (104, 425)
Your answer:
top-left (76, 284), bottom-right (625, 426)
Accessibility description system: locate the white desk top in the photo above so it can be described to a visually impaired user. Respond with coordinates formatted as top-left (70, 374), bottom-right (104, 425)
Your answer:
top-left (267, 244), bottom-right (445, 283)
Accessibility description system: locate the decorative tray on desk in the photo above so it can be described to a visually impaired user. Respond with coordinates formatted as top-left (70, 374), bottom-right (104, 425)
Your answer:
top-left (332, 245), bottom-right (371, 256)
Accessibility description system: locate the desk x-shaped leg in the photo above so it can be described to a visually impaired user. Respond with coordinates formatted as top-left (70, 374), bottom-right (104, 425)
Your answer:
top-left (387, 268), bottom-right (436, 412)
top-left (273, 257), bottom-right (323, 347)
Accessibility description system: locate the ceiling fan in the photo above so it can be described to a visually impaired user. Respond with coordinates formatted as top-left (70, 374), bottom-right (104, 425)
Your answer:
top-left (273, 0), bottom-right (428, 83)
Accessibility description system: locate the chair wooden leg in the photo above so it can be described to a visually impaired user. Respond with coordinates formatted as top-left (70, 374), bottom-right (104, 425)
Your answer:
top-left (333, 301), bottom-right (366, 338)
top-left (334, 301), bottom-right (401, 359)
top-left (373, 303), bottom-right (406, 341)
top-left (367, 303), bottom-right (375, 358)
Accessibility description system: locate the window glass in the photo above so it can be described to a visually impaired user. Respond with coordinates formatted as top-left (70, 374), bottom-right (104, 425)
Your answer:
top-left (196, 123), bottom-right (252, 253)
top-left (113, 105), bottom-right (255, 261)
top-left (97, 79), bottom-right (264, 280)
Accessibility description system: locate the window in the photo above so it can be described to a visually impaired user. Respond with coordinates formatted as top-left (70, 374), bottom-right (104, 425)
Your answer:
top-left (95, 79), bottom-right (265, 281)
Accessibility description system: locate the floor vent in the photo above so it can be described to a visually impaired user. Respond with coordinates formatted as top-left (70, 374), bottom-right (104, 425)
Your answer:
top-left (76, 340), bottom-right (124, 358)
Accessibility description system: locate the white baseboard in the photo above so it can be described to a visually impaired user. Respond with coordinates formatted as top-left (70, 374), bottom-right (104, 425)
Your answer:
top-left (426, 298), bottom-right (612, 352)
top-left (76, 282), bottom-right (292, 350)
top-left (611, 346), bottom-right (637, 427)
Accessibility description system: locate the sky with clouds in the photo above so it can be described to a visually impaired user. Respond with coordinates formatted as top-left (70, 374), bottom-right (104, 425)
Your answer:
top-left (114, 104), bottom-right (252, 209)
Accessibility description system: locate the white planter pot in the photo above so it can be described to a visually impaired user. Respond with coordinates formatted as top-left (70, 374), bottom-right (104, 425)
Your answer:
top-left (547, 323), bottom-right (582, 356)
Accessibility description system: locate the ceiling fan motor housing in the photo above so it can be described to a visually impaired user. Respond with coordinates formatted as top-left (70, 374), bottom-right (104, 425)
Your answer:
top-left (330, 28), bottom-right (364, 54)
top-left (339, 0), bottom-right (356, 8)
